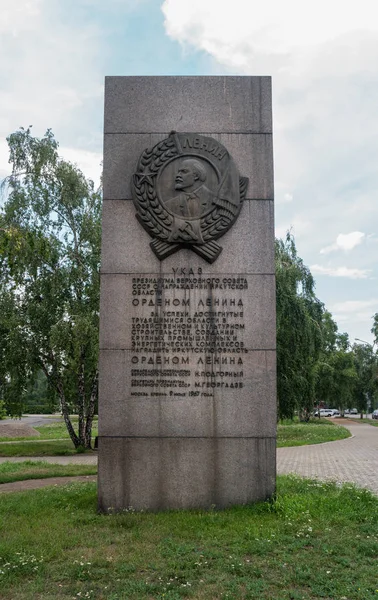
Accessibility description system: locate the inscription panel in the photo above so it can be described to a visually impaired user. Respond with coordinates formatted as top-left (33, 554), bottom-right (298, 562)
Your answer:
top-left (98, 266), bottom-right (276, 438)
top-left (99, 349), bottom-right (276, 438)
top-left (100, 271), bottom-right (276, 353)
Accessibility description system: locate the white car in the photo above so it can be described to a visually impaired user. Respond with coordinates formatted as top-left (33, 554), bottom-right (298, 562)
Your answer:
top-left (330, 410), bottom-right (340, 417)
top-left (314, 409), bottom-right (334, 417)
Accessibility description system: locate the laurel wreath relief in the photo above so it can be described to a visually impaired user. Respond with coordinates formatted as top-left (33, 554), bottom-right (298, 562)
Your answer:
top-left (131, 133), bottom-right (248, 262)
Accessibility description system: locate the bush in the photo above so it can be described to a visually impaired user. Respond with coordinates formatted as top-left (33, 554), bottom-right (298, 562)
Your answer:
top-left (0, 399), bottom-right (7, 420)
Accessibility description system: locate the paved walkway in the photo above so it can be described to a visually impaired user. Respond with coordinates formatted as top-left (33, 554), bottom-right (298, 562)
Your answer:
top-left (0, 453), bottom-right (98, 466)
top-left (277, 420), bottom-right (378, 495)
top-left (0, 475), bottom-right (97, 494)
top-left (1, 421), bottom-right (377, 494)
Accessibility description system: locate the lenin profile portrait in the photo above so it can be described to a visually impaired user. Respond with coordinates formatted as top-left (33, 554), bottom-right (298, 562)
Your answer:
top-left (163, 158), bottom-right (217, 218)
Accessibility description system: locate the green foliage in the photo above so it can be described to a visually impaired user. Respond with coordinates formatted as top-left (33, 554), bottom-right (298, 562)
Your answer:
top-left (352, 341), bottom-right (378, 414)
top-left (313, 312), bottom-right (357, 412)
top-left (0, 127), bottom-right (101, 447)
top-left (369, 314), bottom-right (378, 410)
top-left (0, 286), bottom-right (29, 417)
top-left (275, 233), bottom-right (323, 419)
top-left (0, 400), bottom-right (6, 419)
top-left (23, 370), bottom-right (58, 414)
top-left (275, 236), bottom-right (369, 419)
top-left (371, 312), bottom-right (378, 344)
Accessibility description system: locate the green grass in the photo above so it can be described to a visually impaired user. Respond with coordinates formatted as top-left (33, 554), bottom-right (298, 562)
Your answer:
top-left (348, 418), bottom-right (378, 427)
top-left (0, 440), bottom-right (84, 457)
top-left (0, 476), bottom-right (377, 599)
top-left (0, 461), bottom-right (97, 484)
top-left (0, 418), bottom-right (99, 456)
top-left (0, 418), bottom-right (98, 442)
top-left (277, 417), bottom-right (351, 447)
top-left (0, 418), bottom-right (349, 456)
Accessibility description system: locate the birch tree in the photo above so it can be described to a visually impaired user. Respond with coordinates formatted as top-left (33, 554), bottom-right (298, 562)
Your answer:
top-left (0, 128), bottom-right (101, 447)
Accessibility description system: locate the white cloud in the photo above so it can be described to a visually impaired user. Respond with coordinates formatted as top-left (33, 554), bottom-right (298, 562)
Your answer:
top-left (331, 299), bottom-right (377, 314)
top-left (274, 217), bottom-right (311, 240)
top-left (320, 232), bottom-right (365, 254)
top-left (162, 1), bottom-right (378, 255)
top-left (310, 265), bottom-right (371, 279)
top-left (275, 190), bottom-right (294, 204)
top-left (0, 0), bottom-right (104, 160)
top-left (162, 0), bottom-right (378, 64)
top-left (1, 0), bottom-right (42, 35)
top-left (330, 300), bottom-right (377, 343)
top-left (0, 139), bottom-right (10, 179)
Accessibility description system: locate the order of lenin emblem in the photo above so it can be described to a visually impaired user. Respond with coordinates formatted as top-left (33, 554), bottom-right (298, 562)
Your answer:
top-left (131, 132), bottom-right (249, 264)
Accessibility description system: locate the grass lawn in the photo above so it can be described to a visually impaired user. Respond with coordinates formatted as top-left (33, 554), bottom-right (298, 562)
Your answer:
top-left (0, 418), bottom-right (350, 456)
top-left (348, 418), bottom-right (378, 427)
top-left (277, 417), bottom-right (351, 447)
top-left (0, 419), bottom-right (99, 442)
top-left (0, 418), bottom-right (99, 456)
top-left (0, 440), bottom-right (86, 457)
top-left (0, 461), bottom-right (97, 484)
top-left (0, 476), bottom-right (377, 599)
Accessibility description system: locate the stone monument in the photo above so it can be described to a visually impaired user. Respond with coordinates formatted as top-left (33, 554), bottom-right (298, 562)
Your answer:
top-left (98, 76), bottom-right (276, 512)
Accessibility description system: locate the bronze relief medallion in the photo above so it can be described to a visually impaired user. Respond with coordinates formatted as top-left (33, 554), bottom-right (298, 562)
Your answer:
top-left (131, 132), bottom-right (248, 263)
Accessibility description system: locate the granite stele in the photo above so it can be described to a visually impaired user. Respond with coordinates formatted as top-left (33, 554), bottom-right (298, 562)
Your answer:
top-left (98, 76), bottom-right (276, 512)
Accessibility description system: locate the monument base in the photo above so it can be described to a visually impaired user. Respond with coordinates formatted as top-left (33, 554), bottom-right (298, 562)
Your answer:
top-left (98, 437), bottom-right (276, 512)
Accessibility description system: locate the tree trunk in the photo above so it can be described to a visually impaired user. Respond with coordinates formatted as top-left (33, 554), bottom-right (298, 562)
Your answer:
top-left (41, 359), bottom-right (80, 448)
top-left (84, 369), bottom-right (98, 449)
top-left (56, 377), bottom-right (81, 448)
top-left (77, 351), bottom-right (86, 446)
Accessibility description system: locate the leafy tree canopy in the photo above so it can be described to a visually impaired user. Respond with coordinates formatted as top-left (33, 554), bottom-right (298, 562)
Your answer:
top-left (275, 233), bottom-right (323, 420)
top-left (0, 127), bottom-right (101, 447)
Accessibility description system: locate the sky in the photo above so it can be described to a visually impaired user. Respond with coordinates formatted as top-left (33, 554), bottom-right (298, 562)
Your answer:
top-left (1, 0), bottom-right (377, 345)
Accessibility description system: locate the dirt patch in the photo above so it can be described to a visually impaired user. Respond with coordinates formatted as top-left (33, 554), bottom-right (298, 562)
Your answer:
top-left (0, 423), bottom-right (41, 438)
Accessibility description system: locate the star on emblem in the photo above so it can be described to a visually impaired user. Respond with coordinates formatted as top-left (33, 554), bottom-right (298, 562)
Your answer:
top-left (134, 172), bottom-right (156, 186)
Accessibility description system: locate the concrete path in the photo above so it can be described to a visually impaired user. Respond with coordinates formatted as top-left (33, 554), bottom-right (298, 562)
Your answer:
top-left (2, 415), bottom-right (63, 427)
top-left (1, 420), bottom-right (377, 495)
top-left (0, 475), bottom-right (97, 494)
top-left (0, 453), bottom-right (98, 466)
top-left (277, 420), bottom-right (378, 495)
